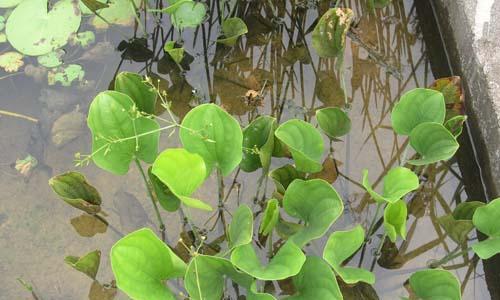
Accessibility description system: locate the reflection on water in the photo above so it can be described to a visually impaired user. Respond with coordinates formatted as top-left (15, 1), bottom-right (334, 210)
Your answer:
top-left (0, 0), bottom-right (489, 299)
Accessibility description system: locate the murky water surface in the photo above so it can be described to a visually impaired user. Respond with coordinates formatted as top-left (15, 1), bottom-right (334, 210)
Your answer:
top-left (0, 0), bottom-right (490, 299)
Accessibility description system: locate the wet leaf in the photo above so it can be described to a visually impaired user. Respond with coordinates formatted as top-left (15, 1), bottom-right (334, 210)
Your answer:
top-left (114, 71), bottom-right (157, 114)
top-left (111, 228), bottom-right (186, 300)
top-left (384, 200), bottom-right (407, 242)
top-left (217, 17), bottom-right (248, 46)
top-left (87, 91), bottom-right (160, 175)
top-left (316, 107), bottom-right (351, 139)
top-left (88, 280), bottom-right (117, 300)
top-left (163, 41), bottom-right (184, 64)
top-left (472, 198), bottom-right (500, 259)
top-left (284, 256), bottom-right (342, 300)
top-left (408, 269), bottom-right (461, 300)
top-left (152, 148), bottom-right (211, 211)
top-left (48, 64), bottom-right (85, 86)
top-left (241, 116), bottom-right (276, 172)
top-left (0, 51), bottom-right (24, 72)
top-left (275, 119), bottom-right (324, 173)
top-left (51, 107), bottom-right (85, 147)
top-left (5, 0), bottom-right (81, 56)
top-left (180, 103), bottom-right (243, 176)
top-left (65, 250), bottom-right (101, 279)
top-left (259, 199), bottom-right (280, 236)
top-left (391, 88), bottom-right (445, 136)
top-left (283, 179), bottom-right (343, 247)
top-left (408, 122), bottom-right (459, 166)
top-left (362, 167), bottom-right (419, 204)
top-left (269, 164), bottom-right (304, 195)
top-left (148, 167), bottom-right (181, 212)
top-left (229, 204), bottom-right (253, 248)
top-left (37, 50), bottom-right (65, 68)
top-left (70, 214), bottom-right (107, 237)
top-left (323, 225), bottom-right (376, 284)
top-left (312, 8), bottom-right (353, 58)
top-left (231, 241), bottom-right (306, 280)
top-left (49, 172), bottom-right (101, 214)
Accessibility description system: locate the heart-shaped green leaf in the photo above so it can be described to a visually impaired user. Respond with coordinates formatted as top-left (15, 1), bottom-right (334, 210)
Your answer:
top-left (362, 167), bottom-right (419, 204)
top-left (284, 256), bottom-right (343, 300)
top-left (275, 119), bottom-right (324, 173)
top-left (229, 204), bottom-right (254, 248)
top-left (163, 41), bottom-right (184, 64)
top-left (148, 167), bottom-right (181, 212)
top-left (391, 88), bottom-right (445, 135)
top-left (171, 1), bottom-right (206, 30)
top-left (152, 148), bottom-right (211, 211)
top-left (180, 103), bottom-right (243, 176)
top-left (408, 269), bottom-right (461, 300)
top-left (241, 116), bottom-right (276, 172)
top-left (316, 107), bottom-right (352, 139)
top-left (312, 8), bottom-right (353, 58)
top-left (408, 122), bottom-right (459, 166)
top-left (110, 228), bottom-right (186, 300)
top-left (472, 198), bottom-right (500, 259)
top-left (217, 17), bottom-right (248, 46)
top-left (269, 164), bottom-right (304, 195)
top-left (114, 72), bottom-right (157, 114)
top-left (438, 214), bottom-right (474, 245)
top-left (65, 250), bottom-right (101, 279)
top-left (49, 172), bottom-right (101, 214)
top-left (259, 199), bottom-right (280, 236)
top-left (6, 0), bottom-right (81, 56)
top-left (323, 225), bottom-right (375, 284)
top-left (384, 200), bottom-right (407, 242)
top-left (283, 179), bottom-right (344, 247)
top-left (87, 91), bottom-right (160, 175)
top-left (231, 241), bottom-right (306, 280)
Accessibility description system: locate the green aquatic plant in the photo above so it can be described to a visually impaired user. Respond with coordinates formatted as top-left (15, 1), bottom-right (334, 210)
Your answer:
top-left (217, 17), bottom-right (248, 46)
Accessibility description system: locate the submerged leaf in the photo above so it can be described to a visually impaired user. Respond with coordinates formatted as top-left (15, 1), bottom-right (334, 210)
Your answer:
top-left (65, 250), bottom-right (101, 279)
top-left (472, 198), bottom-right (500, 259)
top-left (362, 167), bottom-right (419, 204)
top-left (48, 64), bottom-right (85, 86)
top-left (70, 214), bottom-right (108, 237)
top-left (408, 269), bottom-right (461, 300)
top-left (312, 8), bottom-right (353, 58)
top-left (0, 51), bottom-right (24, 72)
top-left (407, 122), bottom-right (459, 166)
top-left (49, 172), bottom-right (101, 214)
top-left (217, 17), bottom-right (248, 46)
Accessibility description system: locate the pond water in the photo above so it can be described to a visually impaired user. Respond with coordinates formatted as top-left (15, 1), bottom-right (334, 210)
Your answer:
top-left (0, 0), bottom-right (491, 299)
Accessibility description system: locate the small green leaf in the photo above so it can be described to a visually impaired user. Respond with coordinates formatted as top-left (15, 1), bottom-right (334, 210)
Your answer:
top-left (275, 119), bottom-right (324, 173)
top-left (180, 103), bottom-right (243, 176)
top-left (87, 91), bottom-right (160, 175)
top-left (171, 1), bottom-right (206, 30)
top-left (114, 71), bottom-right (157, 114)
top-left (259, 199), bottom-right (280, 236)
top-left (472, 198), bottom-right (500, 259)
top-left (312, 8), bottom-right (353, 58)
top-left (384, 200), bottom-right (407, 242)
top-left (152, 148), bottom-right (211, 211)
top-left (148, 167), bottom-right (181, 212)
top-left (444, 115), bottom-right (467, 138)
top-left (362, 167), bottom-right (419, 204)
top-left (409, 269), bottom-right (461, 300)
top-left (163, 41), bottom-right (184, 64)
top-left (269, 164), bottom-right (304, 195)
top-left (241, 116), bottom-right (276, 172)
top-left (323, 225), bottom-right (375, 284)
top-left (217, 17), bottom-right (248, 46)
top-left (229, 204), bottom-right (253, 248)
top-left (316, 107), bottom-right (352, 139)
top-left (283, 179), bottom-right (344, 247)
top-left (49, 172), bottom-right (101, 214)
top-left (391, 88), bottom-right (446, 135)
top-left (65, 250), bottom-right (101, 279)
top-left (284, 256), bottom-right (343, 300)
top-left (408, 122), bottom-right (459, 166)
top-left (111, 228), bottom-right (186, 300)
top-left (231, 241), bottom-right (306, 280)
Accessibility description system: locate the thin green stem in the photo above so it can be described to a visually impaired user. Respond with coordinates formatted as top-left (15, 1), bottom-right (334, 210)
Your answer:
top-left (370, 232), bottom-right (387, 271)
top-left (429, 246), bottom-right (472, 268)
top-left (357, 202), bottom-right (383, 267)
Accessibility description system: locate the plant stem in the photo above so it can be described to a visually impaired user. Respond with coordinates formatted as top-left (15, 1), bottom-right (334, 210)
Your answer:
top-left (358, 202), bottom-right (383, 267)
top-left (429, 246), bottom-right (472, 268)
top-left (370, 232), bottom-right (387, 271)
top-left (134, 158), bottom-right (166, 242)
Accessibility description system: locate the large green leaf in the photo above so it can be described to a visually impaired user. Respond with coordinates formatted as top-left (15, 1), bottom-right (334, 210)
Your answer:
top-left (87, 91), bottom-right (160, 175)
top-left (151, 148), bottom-right (211, 211)
top-left (275, 120), bottom-right (324, 173)
top-left (65, 250), bottom-right (101, 280)
top-left (6, 0), bottom-right (81, 56)
top-left (217, 17), bottom-right (248, 46)
top-left (316, 107), bottom-right (352, 139)
top-left (231, 241), bottom-right (306, 280)
top-left (408, 269), bottom-right (461, 300)
top-left (312, 8), bottom-right (353, 58)
top-left (391, 88), bottom-right (445, 135)
top-left (180, 103), bottom-right (243, 176)
top-left (229, 204), bottom-right (254, 248)
top-left (362, 167), bottom-right (419, 204)
top-left (110, 228), bottom-right (186, 300)
top-left (472, 198), bottom-right (500, 259)
top-left (114, 72), bottom-right (157, 114)
top-left (269, 164), bottom-right (304, 195)
top-left (259, 199), bottom-right (280, 236)
top-left (49, 172), bottom-right (101, 214)
top-left (323, 225), bottom-right (375, 284)
top-left (407, 122), bottom-right (459, 166)
top-left (148, 167), bottom-right (181, 212)
top-left (241, 116), bottom-right (276, 172)
top-left (284, 256), bottom-right (343, 300)
top-left (383, 200), bottom-right (407, 242)
top-left (283, 179), bottom-right (343, 247)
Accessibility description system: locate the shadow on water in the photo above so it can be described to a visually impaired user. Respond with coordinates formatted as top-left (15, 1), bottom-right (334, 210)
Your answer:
top-left (0, 0), bottom-right (492, 298)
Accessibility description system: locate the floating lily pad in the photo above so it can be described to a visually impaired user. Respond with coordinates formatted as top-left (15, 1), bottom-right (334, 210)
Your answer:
top-left (37, 49), bottom-right (65, 68)
top-left (91, 0), bottom-right (139, 29)
top-left (6, 0), bottom-right (81, 56)
top-left (49, 172), bottom-right (102, 214)
top-left (362, 167), bottom-right (419, 204)
top-left (65, 250), bottom-right (101, 279)
top-left (170, 1), bottom-right (206, 30)
top-left (408, 269), bottom-right (461, 300)
top-left (312, 8), bottom-right (353, 58)
top-left (407, 122), bottom-right (459, 166)
top-left (0, 51), bottom-right (23, 72)
top-left (48, 64), bottom-right (85, 86)
top-left (217, 17), bottom-right (248, 46)
top-left (472, 198), bottom-right (500, 259)
top-left (316, 107), bottom-right (351, 139)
